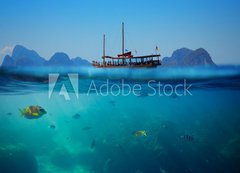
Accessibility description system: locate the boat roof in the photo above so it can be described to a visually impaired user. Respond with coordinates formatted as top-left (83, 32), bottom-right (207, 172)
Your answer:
top-left (103, 54), bottom-right (160, 59)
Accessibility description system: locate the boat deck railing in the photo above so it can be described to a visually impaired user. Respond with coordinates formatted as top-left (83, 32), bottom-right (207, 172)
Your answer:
top-left (92, 59), bottom-right (161, 68)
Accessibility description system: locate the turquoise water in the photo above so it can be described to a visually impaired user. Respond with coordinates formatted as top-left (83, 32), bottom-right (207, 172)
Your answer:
top-left (0, 66), bottom-right (240, 173)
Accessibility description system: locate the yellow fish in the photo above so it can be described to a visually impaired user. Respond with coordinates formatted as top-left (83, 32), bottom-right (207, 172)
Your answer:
top-left (19, 105), bottom-right (47, 119)
top-left (132, 130), bottom-right (147, 137)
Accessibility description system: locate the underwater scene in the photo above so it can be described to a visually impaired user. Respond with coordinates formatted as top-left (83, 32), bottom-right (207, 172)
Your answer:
top-left (0, 66), bottom-right (240, 173)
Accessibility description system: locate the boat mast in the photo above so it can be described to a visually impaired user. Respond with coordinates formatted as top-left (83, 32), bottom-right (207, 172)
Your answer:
top-left (122, 22), bottom-right (124, 55)
top-left (103, 34), bottom-right (106, 64)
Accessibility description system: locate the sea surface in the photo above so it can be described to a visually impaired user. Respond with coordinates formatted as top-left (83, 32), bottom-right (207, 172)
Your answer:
top-left (0, 66), bottom-right (240, 173)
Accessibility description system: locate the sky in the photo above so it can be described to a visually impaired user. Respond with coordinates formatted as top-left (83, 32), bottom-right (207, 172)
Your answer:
top-left (0, 0), bottom-right (240, 64)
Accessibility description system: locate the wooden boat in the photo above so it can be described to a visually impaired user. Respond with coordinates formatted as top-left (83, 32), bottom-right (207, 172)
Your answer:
top-left (92, 23), bottom-right (161, 68)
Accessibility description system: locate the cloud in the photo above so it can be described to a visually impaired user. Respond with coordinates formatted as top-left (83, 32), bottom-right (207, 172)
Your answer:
top-left (0, 46), bottom-right (14, 56)
top-left (0, 45), bottom-right (14, 65)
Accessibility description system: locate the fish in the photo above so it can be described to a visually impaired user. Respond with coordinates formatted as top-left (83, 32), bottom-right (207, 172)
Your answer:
top-left (19, 105), bottom-right (47, 119)
top-left (90, 139), bottom-right (96, 149)
top-left (132, 130), bottom-right (147, 137)
top-left (6, 112), bottom-right (12, 116)
top-left (73, 113), bottom-right (81, 119)
top-left (181, 135), bottom-right (194, 141)
top-left (109, 100), bottom-right (116, 106)
top-left (82, 126), bottom-right (92, 131)
top-left (49, 124), bottom-right (56, 129)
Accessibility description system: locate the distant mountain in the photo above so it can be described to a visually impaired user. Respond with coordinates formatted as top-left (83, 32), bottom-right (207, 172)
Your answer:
top-left (1, 55), bottom-right (15, 67)
top-left (72, 57), bottom-right (90, 66)
top-left (1, 45), bottom-right (215, 67)
top-left (46, 52), bottom-right (72, 66)
top-left (1, 45), bottom-right (90, 67)
top-left (162, 48), bottom-right (216, 66)
top-left (2, 45), bottom-right (46, 67)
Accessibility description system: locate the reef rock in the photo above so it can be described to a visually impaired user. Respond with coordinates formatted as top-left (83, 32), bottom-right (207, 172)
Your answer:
top-left (0, 144), bottom-right (38, 173)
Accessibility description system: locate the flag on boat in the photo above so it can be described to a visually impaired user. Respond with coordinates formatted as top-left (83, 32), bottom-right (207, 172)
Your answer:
top-left (155, 46), bottom-right (159, 51)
